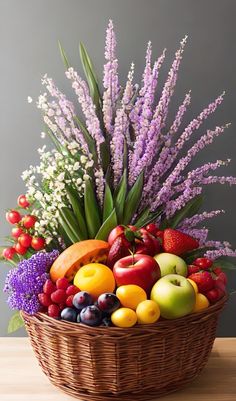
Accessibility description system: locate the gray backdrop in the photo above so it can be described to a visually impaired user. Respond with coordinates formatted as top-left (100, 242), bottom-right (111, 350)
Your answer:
top-left (0, 0), bottom-right (236, 336)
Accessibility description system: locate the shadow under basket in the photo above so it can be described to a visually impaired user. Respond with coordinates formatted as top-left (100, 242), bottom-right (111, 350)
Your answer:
top-left (22, 296), bottom-right (227, 401)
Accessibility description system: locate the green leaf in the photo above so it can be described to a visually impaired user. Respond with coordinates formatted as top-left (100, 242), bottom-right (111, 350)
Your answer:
top-left (84, 179), bottom-right (101, 238)
top-left (59, 207), bottom-right (81, 242)
top-left (57, 223), bottom-right (73, 248)
top-left (100, 141), bottom-right (110, 171)
top-left (95, 209), bottom-right (117, 240)
top-left (134, 207), bottom-right (150, 228)
top-left (139, 209), bottom-right (163, 227)
top-left (123, 172), bottom-right (144, 225)
top-left (74, 116), bottom-right (98, 165)
top-left (8, 311), bottom-right (24, 334)
top-left (161, 195), bottom-right (204, 229)
top-left (79, 42), bottom-right (101, 112)
top-left (213, 256), bottom-right (236, 270)
top-left (103, 182), bottom-right (114, 222)
top-left (65, 185), bottom-right (88, 240)
top-left (114, 169), bottom-right (127, 223)
top-left (183, 247), bottom-right (212, 264)
top-left (58, 41), bottom-right (70, 69)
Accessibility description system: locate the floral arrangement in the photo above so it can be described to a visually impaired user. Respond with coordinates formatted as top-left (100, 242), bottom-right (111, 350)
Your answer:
top-left (1, 20), bottom-right (235, 332)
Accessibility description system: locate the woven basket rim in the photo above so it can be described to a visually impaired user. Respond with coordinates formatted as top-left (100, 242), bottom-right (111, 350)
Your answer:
top-left (21, 295), bottom-right (227, 336)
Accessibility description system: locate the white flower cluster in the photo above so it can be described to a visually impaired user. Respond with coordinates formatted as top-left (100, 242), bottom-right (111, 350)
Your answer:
top-left (21, 142), bottom-right (94, 241)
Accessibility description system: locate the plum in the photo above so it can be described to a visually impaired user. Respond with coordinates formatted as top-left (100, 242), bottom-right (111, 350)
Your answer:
top-left (72, 291), bottom-right (93, 311)
top-left (97, 293), bottom-right (120, 314)
top-left (61, 307), bottom-right (78, 322)
top-left (80, 305), bottom-right (102, 326)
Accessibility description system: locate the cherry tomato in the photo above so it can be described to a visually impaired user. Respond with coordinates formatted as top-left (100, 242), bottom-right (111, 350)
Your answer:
top-left (18, 233), bottom-right (32, 248)
top-left (193, 257), bottom-right (213, 270)
top-left (145, 223), bottom-right (158, 235)
top-left (31, 237), bottom-right (45, 250)
top-left (23, 215), bottom-right (37, 229)
top-left (6, 210), bottom-right (21, 224)
top-left (2, 247), bottom-right (16, 260)
top-left (17, 194), bottom-right (30, 209)
top-left (11, 227), bottom-right (23, 238)
top-left (15, 242), bottom-right (28, 255)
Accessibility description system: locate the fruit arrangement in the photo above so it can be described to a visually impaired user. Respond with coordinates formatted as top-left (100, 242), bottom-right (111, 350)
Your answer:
top-left (1, 21), bottom-right (235, 334)
top-left (3, 223), bottom-right (228, 330)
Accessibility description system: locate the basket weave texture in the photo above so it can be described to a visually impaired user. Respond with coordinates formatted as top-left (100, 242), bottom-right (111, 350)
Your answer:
top-left (22, 296), bottom-right (226, 401)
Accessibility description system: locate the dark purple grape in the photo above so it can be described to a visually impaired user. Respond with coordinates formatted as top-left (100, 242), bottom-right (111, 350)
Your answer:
top-left (61, 307), bottom-right (78, 322)
top-left (97, 293), bottom-right (120, 314)
top-left (72, 291), bottom-right (93, 311)
top-left (80, 305), bottom-right (102, 326)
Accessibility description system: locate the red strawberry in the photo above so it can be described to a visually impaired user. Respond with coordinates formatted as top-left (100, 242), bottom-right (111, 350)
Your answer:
top-left (107, 236), bottom-right (130, 268)
top-left (163, 228), bottom-right (199, 256)
top-left (187, 264), bottom-right (200, 276)
top-left (213, 267), bottom-right (223, 276)
top-left (188, 271), bottom-right (214, 294)
top-left (217, 272), bottom-right (227, 285)
top-left (214, 277), bottom-right (226, 293)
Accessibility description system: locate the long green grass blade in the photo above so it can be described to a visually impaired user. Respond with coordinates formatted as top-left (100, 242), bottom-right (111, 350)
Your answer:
top-left (161, 195), bottom-right (204, 229)
top-left (134, 207), bottom-right (150, 228)
top-left (123, 172), bottom-right (144, 225)
top-left (103, 182), bottom-right (114, 222)
top-left (59, 207), bottom-right (81, 242)
top-left (58, 41), bottom-right (70, 69)
top-left (84, 179), bottom-right (101, 238)
top-left (74, 116), bottom-right (98, 165)
top-left (95, 208), bottom-right (117, 240)
top-left (65, 185), bottom-right (88, 239)
top-left (114, 169), bottom-right (127, 223)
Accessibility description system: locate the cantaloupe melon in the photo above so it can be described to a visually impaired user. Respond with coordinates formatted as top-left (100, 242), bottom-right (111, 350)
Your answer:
top-left (50, 240), bottom-right (109, 282)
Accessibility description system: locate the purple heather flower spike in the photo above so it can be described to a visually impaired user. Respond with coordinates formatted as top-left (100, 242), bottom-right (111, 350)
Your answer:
top-left (122, 62), bottom-right (135, 106)
top-left (66, 67), bottom-right (104, 161)
top-left (169, 90), bottom-right (191, 135)
top-left (179, 227), bottom-right (209, 245)
top-left (204, 247), bottom-right (236, 260)
top-left (4, 250), bottom-right (59, 315)
top-left (111, 107), bottom-right (129, 185)
top-left (179, 210), bottom-right (225, 229)
top-left (103, 20), bottom-right (120, 135)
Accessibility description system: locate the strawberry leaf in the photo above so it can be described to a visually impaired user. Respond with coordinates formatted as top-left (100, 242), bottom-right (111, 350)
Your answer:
top-left (95, 208), bottom-right (117, 241)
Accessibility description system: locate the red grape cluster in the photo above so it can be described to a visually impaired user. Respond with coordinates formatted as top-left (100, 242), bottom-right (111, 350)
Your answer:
top-left (2, 194), bottom-right (45, 260)
top-left (38, 277), bottom-right (80, 318)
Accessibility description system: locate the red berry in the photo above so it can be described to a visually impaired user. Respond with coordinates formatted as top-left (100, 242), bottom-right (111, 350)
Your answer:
top-left (214, 277), bottom-right (226, 293)
top-left (48, 304), bottom-right (60, 318)
top-left (51, 289), bottom-right (67, 304)
top-left (206, 288), bottom-right (221, 304)
top-left (18, 233), bottom-right (32, 248)
top-left (15, 242), bottom-right (28, 255)
top-left (56, 277), bottom-right (69, 290)
top-left (11, 227), bottom-right (23, 238)
top-left (23, 215), bottom-right (37, 229)
top-left (43, 279), bottom-right (56, 295)
top-left (38, 293), bottom-right (52, 307)
top-left (66, 295), bottom-right (74, 307)
top-left (145, 223), bottom-right (158, 235)
top-left (193, 257), bottom-right (213, 270)
top-left (188, 271), bottom-right (215, 294)
top-left (31, 237), bottom-right (45, 251)
top-left (217, 272), bottom-right (227, 285)
top-left (187, 265), bottom-right (200, 276)
top-left (66, 285), bottom-right (80, 296)
top-left (213, 267), bottom-right (223, 276)
top-left (17, 195), bottom-right (30, 209)
top-left (2, 247), bottom-right (16, 260)
top-left (6, 210), bottom-right (21, 224)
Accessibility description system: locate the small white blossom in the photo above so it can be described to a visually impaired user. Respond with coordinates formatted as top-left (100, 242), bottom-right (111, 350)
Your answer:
top-left (40, 131), bottom-right (46, 139)
top-left (57, 172), bottom-right (65, 181)
top-left (27, 96), bottom-right (33, 103)
top-left (73, 162), bottom-right (80, 171)
top-left (80, 155), bottom-right (87, 164)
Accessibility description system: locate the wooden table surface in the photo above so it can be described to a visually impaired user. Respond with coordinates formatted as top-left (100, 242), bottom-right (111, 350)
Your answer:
top-left (0, 337), bottom-right (235, 401)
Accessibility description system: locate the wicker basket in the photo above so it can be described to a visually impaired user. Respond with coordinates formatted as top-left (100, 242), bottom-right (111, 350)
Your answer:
top-left (22, 296), bottom-right (226, 401)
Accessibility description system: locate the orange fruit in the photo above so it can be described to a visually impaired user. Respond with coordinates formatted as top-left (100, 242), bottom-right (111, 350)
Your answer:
top-left (73, 263), bottom-right (115, 299)
top-left (50, 240), bottom-right (109, 282)
top-left (111, 308), bottom-right (137, 328)
top-left (187, 278), bottom-right (198, 294)
top-left (192, 293), bottom-right (209, 313)
top-left (136, 300), bottom-right (160, 324)
top-left (116, 285), bottom-right (147, 310)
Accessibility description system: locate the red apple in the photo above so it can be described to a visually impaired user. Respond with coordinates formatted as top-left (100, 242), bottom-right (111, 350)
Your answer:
top-left (113, 254), bottom-right (161, 293)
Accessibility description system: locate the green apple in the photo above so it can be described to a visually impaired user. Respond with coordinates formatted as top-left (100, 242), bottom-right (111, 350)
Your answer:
top-left (154, 252), bottom-right (187, 277)
top-left (150, 274), bottom-right (196, 319)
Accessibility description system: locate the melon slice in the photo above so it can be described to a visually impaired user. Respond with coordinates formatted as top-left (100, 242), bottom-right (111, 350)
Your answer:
top-left (50, 240), bottom-right (110, 282)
